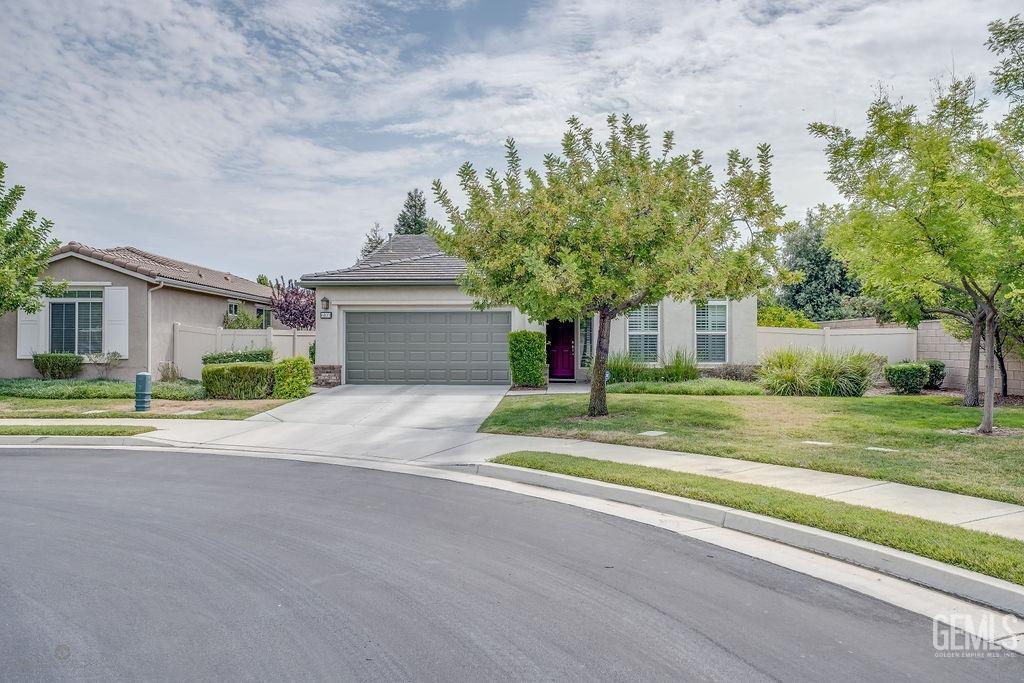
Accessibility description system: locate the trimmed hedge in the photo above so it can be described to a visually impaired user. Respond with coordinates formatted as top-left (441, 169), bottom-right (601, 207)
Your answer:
top-left (273, 356), bottom-right (314, 398)
top-left (201, 348), bottom-right (273, 365)
top-left (885, 362), bottom-right (930, 395)
top-left (32, 353), bottom-right (83, 379)
top-left (923, 359), bottom-right (946, 390)
top-left (202, 362), bottom-right (275, 399)
top-left (509, 330), bottom-right (547, 387)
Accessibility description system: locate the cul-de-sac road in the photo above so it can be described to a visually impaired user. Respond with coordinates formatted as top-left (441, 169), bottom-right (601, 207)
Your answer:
top-left (1, 448), bottom-right (1019, 680)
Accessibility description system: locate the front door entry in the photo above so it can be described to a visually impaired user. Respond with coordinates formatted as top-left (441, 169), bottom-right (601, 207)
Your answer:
top-left (547, 320), bottom-right (575, 380)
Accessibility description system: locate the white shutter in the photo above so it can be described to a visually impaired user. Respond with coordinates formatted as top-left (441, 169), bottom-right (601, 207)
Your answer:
top-left (16, 307), bottom-right (49, 359)
top-left (103, 286), bottom-right (129, 357)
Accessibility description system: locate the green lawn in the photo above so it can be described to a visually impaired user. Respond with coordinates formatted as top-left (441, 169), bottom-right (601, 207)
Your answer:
top-left (481, 394), bottom-right (1024, 505)
top-left (608, 379), bottom-right (764, 395)
top-left (0, 424), bottom-right (155, 437)
top-left (494, 452), bottom-right (1024, 586)
top-left (0, 396), bottom-right (286, 420)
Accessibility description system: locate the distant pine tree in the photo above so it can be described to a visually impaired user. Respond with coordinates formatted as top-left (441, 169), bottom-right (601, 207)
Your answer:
top-left (360, 222), bottom-right (386, 258)
top-left (394, 189), bottom-right (429, 234)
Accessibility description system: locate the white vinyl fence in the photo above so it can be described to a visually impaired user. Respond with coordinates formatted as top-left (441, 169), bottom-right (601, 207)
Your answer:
top-left (172, 322), bottom-right (315, 379)
top-left (756, 326), bottom-right (918, 364)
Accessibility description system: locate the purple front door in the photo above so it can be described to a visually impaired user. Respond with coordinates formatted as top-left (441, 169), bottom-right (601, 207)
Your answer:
top-left (547, 320), bottom-right (575, 380)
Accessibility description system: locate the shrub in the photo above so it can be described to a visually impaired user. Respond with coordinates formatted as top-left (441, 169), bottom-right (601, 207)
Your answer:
top-left (85, 351), bottom-right (124, 379)
top-left (202, 362), bottom-right (275, 399)
top-left (153, 381), bottom-right (206, 401)
top-left (659, 348), bottom-right (699, 382)
top-left (699, 363), bottom-right (759, 382)
top-left (157, 361), bottom-right (182, 383)
top-left (923, 359), bottom-right (946, 390)
top-left (759, 347), bottom-right (876, 397)
top-left (757, 305), bottom-right (819, 329)
top-left (0, 378), bottom-right (205, 400)
top-left (308, 341), bottom-right (316, 364)
top-left (223, 310), bottom-right (263, 329)
top-left (606, 352), bottom-right (646, 383)
top-left (884, 362), bottom-right (930, 395)
top-left (201, 348), bottom-right (273, 365)
top-left (509, 330), bottom-right (547, 387)
top-left (32, 353), bottom-right (83, 379)
top-left (273, 356), bottom-right (314, 398)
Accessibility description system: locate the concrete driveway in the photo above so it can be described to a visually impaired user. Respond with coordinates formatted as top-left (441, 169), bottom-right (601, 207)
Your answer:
top-left (251, 384), bottom-right (509, 432)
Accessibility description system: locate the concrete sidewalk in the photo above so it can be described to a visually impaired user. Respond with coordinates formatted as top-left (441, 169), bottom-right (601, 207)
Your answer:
top-left (2, 415), bottom-right (1023, 541)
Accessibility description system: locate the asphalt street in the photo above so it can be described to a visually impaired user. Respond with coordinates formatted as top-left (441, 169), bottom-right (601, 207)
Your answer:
top-left (0, 448), bottom-right (1019, 681)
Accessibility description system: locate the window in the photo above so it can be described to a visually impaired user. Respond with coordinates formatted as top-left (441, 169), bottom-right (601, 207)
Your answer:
top-left (696, 300), bottom-right (728, 363)
top-left (579, 315), bottom-right (594, 367)
top-left (256, 307), bottom-right (272, 329)
top-left (227, 301), bottom-right (239, 317)
top-left (49, 290), bottom-right (103, 354)
top-left (627, 304), bottom-right (659, 362)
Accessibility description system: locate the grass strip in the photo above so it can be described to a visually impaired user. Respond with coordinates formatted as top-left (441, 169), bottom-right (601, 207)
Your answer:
top-left (0, 425), bottom-right (155, 437)
top-left (492, 451), bottom-right (1024, 586)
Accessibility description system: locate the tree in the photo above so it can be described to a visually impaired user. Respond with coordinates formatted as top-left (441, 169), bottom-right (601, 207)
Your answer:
top-left (256, 274), bottom-right (271, 286)
top-left (811, 78), bottom-right (1024, 433)
top-left (394, 189), bottom-right (430, 235)
top-left (988, 14), bottom-right (1024, 145)
top-left (360, 222), bottom-right (386, 258)
top-left (271, 277), bottom-right (315, 330)
top-left (0, 161), bottom-right (65, 314)
top-left (778, 205), bottom-right (863, 321)
top-left (433, 114), bottom-right (792, 416)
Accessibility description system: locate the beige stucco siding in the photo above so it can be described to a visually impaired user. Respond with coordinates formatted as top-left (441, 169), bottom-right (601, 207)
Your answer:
top-left (0, 257), bottom-right (150, 380)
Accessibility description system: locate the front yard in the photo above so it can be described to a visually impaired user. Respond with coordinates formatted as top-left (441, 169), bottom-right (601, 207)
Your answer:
top-left (0, 396), bottom-right (286, 420)
top-left (481, 393), bottom-right (1024, 505)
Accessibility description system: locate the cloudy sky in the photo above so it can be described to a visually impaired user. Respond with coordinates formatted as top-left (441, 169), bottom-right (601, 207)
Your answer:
top-left (0, 0), bottom-right (1017, 281)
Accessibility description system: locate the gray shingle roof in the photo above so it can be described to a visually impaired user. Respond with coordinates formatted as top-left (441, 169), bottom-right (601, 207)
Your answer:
top-left (55, 242), bottom-right (272, 301)
top-left (301, 234), bottom-right (466, 284)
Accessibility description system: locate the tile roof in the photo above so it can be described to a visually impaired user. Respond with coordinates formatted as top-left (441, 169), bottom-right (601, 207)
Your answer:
top-left (301, 234), bottom-right (466, 284)
top-left (54, 242), bottom-right (272, 301)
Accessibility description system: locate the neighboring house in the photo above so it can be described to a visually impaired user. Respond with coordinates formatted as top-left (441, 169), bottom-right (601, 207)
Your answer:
top-left (299, 235), bottom-right (757, 386)
top-left (0, 242), bottom-right (277, 381)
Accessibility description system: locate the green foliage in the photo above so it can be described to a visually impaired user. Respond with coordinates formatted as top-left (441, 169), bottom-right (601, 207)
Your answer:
top-left (885, 363), bottom-right (930, 395)
top-left (760, 348), bottom-right (878, 397)
top-left (988, 14), bottom-right (1024, 144)
top-left (508, 330), bottom-right (547, 387)
top-left (32, 353), bottom-right (83, 379)
top-left (273, 356), bottom-right (314, 398)
top-left (223, 309), bottom-right (264, 329)
top-left (605, 349), bottom-right (698, 383)
top-left (779, 205), bottom-right (863, 321)
top-left (433, 114), bottom-right (793, 416)
top-left (0, 161), bottom-right (66, 315)
top-left (0, 378), bottom-right (205, 400)
top-left (361, 221), bottom-right (386, 258)
top-left (606, 352), bottom-right (648, 383)
top-left (394, 188), bottom-right (430, 235)
top-left (202, 362), bottom-right (275, 400)
top-left (757, 305), bottom-right (819, 328)
top-left (308, 341), bottom-right (316, 364)
top-left (256, 274), bottom-right (271, 287)
top-left (608, 379), bottom-right (763, 396)
top-left (201, 348), bottom-right (273, 365)
top-left (923, 359), bottom-right (946, 390)
top-left (659, 349), bottom-right (699, 382)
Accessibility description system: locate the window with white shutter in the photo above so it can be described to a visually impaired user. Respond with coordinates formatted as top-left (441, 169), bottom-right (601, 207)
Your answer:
top-left (627, 304), bottom-right (659, 363)
top-left (46, 290), bottom-right (107, 355)
top-left (695, 301), bottom-right (728, 363)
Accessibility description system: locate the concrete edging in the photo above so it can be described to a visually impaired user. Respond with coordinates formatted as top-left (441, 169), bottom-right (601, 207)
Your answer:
top-left (0, 436), bottom-right (155, 447)
top-left (460, 462), bottom-right (1024, 618)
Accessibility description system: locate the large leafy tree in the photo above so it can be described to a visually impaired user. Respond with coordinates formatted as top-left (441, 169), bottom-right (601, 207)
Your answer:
top-left (811, 78), bottom-right (1024, 433)
top-left (394, 189), bottom-right (430, 235)
top-left (778, 205), bottom-right (862, 321)
top-left (0, 161), bottom-right (65, 314)
top-left (434, 114), bottom-right (791, 416)
top-left (271, 277), bottom-right (315, 330)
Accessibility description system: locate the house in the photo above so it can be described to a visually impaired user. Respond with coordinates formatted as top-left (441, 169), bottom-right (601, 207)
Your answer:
top-left (299, 235), bottom-right (757, 386)
top-left (0, 242), bottom-right (278, 381)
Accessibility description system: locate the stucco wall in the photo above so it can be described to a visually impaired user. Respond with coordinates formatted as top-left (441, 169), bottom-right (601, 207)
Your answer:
top-left (917, 320), bottom-right (1024, 395)
top-left (149, 286), bottom-right (270, 374)
top-left (0, 257), bottom-right (150, 380)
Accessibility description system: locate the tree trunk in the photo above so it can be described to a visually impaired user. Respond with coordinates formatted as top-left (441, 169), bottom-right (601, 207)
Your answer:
top-left (979, 313), bottom-right (996, 434)
top-left (587, 310), bottom-right (613, 417)
top-left (963, 315), bottom-right (983, 407)
top-left (995, 330), bottom-right (1009, 399)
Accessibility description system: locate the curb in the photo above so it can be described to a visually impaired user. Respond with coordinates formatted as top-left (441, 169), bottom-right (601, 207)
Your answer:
top-left (454, 462), bottom-right (1024, 618)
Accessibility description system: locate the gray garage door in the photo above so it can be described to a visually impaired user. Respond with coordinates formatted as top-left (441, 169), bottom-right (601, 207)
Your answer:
top-left (345, 311), bottom-right (511, 384)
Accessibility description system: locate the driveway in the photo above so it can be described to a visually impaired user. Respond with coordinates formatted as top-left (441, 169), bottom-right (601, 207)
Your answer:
top-left (251, 384), bottom-right (508, 432)
top-left (4, 449), bottom-right (1018, 680)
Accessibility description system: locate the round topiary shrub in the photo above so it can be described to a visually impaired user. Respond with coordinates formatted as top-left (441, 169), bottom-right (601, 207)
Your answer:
top-left (884, 362), bottom-right (930, 395)
top-left (202, 362), bottom-right (275, 399)
top-left (32, 353), bottom-right (83, 379)
top-left (923, 359), bottom-right (946, 390)
top-left (273, 356), bottom-right (314, 399)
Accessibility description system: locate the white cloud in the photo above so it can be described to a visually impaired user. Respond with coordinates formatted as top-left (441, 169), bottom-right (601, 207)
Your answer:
top-left (0, 0), bottom-right (1018, 280)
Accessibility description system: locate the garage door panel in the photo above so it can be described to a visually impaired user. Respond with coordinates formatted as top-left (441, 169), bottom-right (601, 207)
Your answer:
top-left (346, 311), bottom-right (511, 384)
